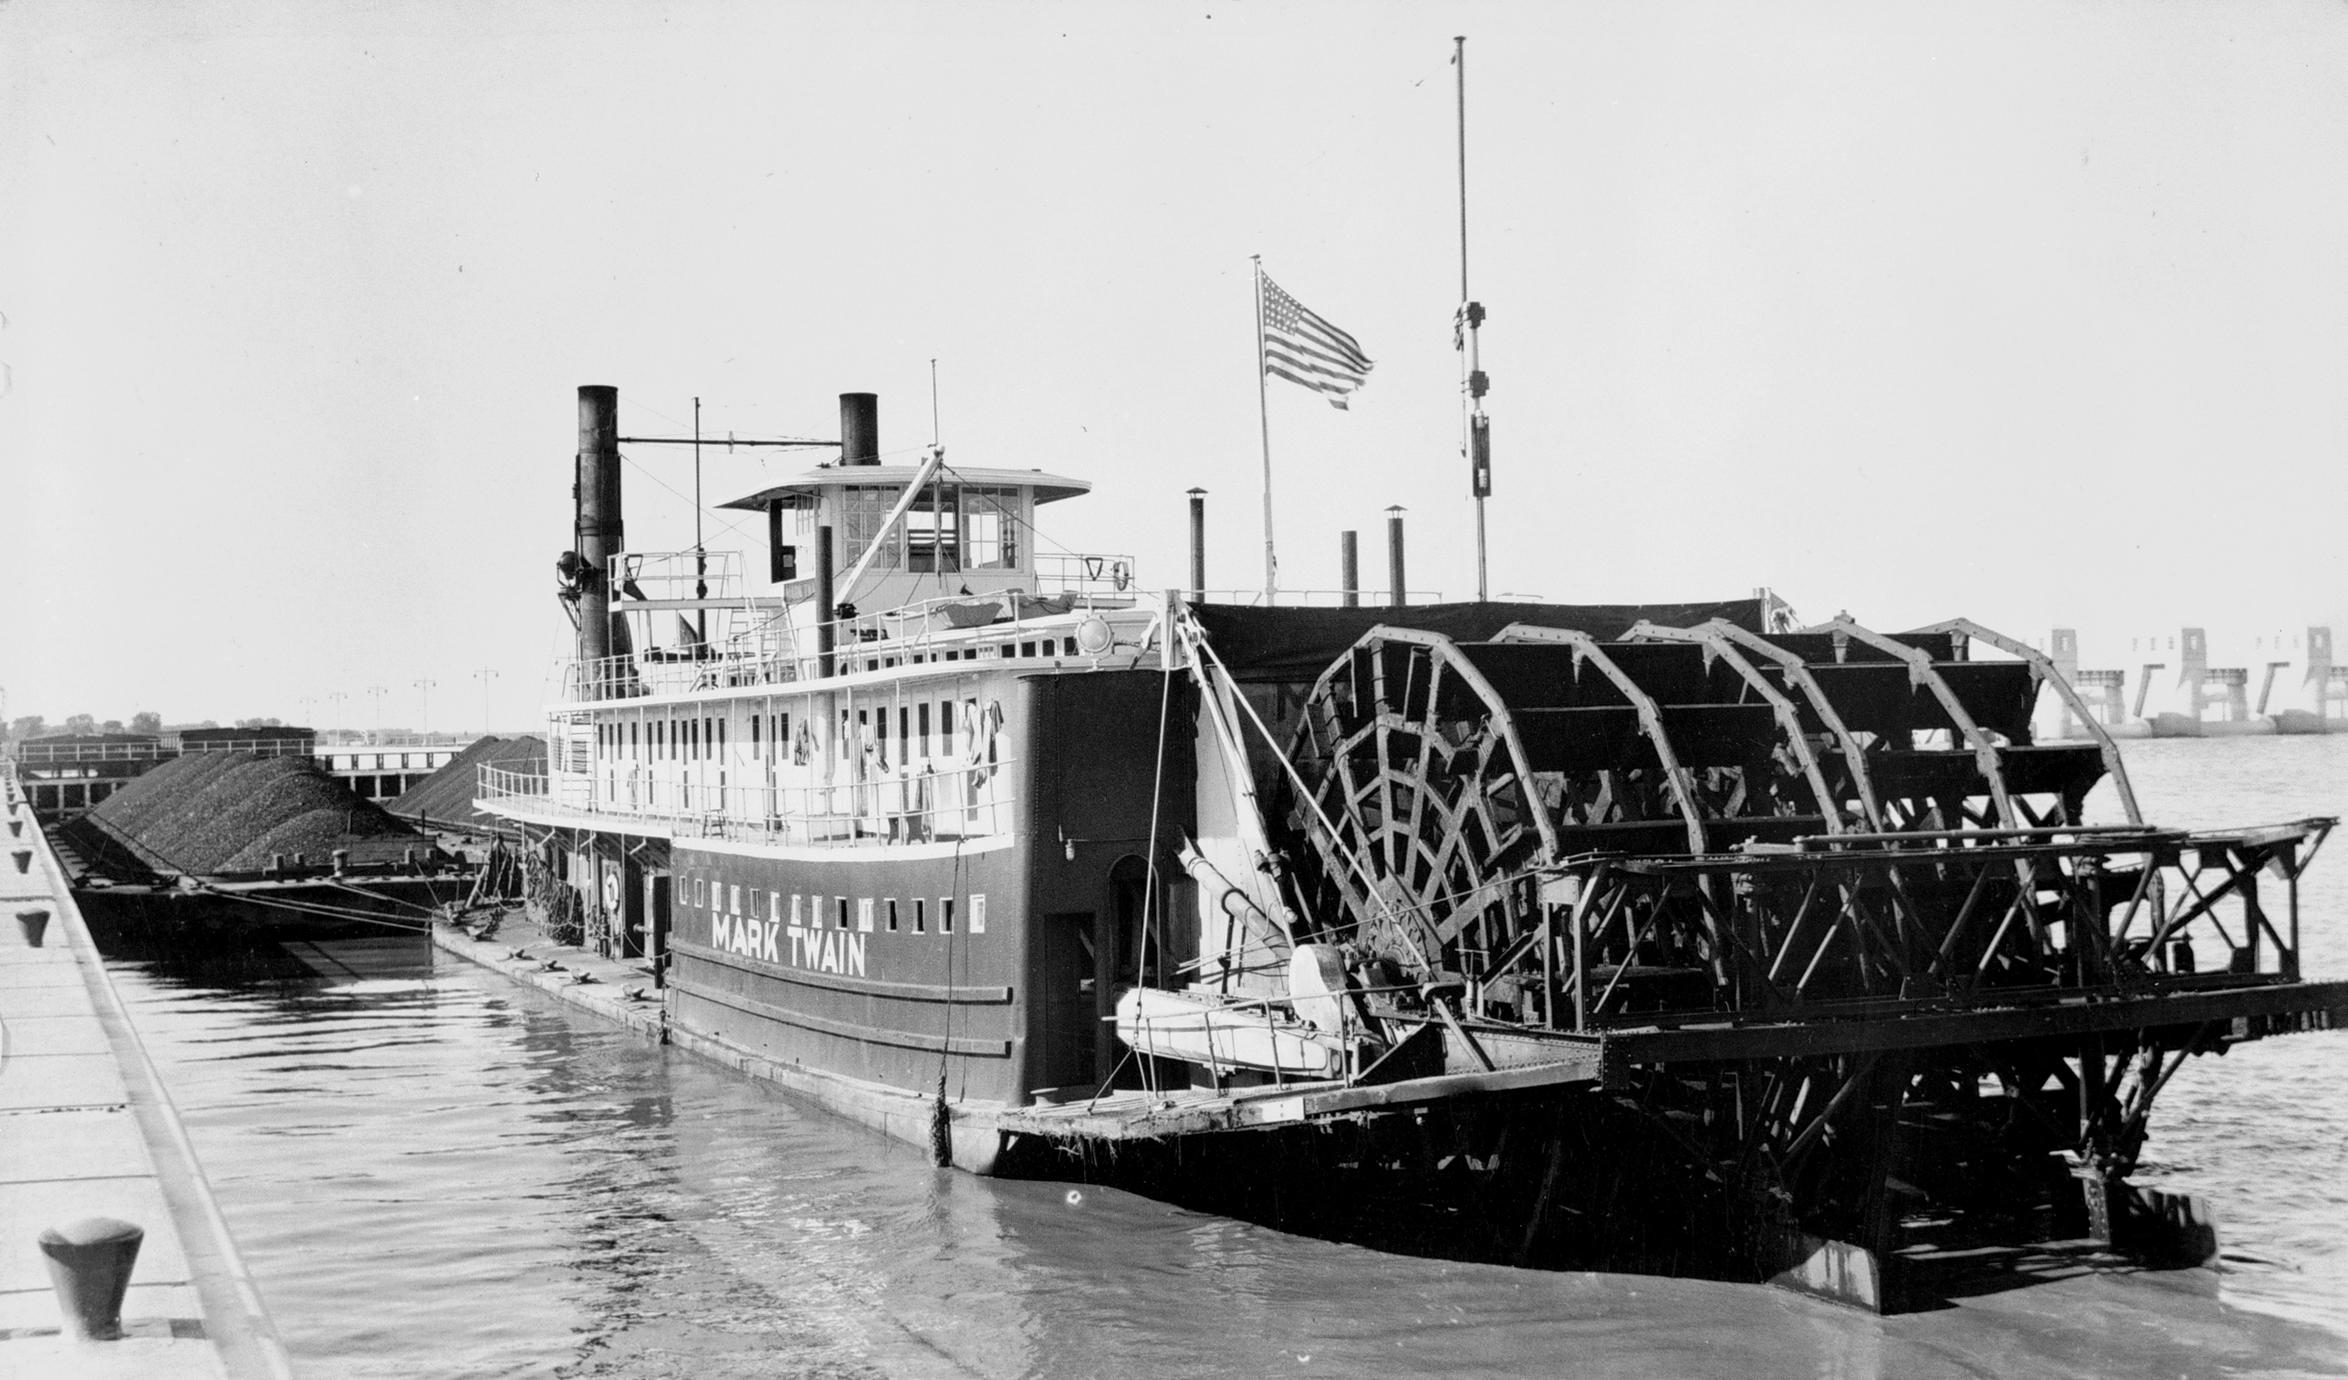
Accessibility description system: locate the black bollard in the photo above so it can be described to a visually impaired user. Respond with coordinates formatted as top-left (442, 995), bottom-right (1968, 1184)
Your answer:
top-left (38, 1217), bottom-right (144, 1341)
top-left (16, 908), bottom-right (49, 947)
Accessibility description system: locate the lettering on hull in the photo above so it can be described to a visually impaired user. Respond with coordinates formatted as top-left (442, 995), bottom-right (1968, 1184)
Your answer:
top-left (706, 908), bottom-right (868, 978)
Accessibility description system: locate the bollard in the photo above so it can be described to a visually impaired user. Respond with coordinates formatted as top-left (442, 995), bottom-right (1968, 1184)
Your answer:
top-left (38, 1218), bottom-right (144, 1342)
top-left (11, 848), bottom-right (30, 875)
top-left (332, 848), bottom-right (350, 875)
top-left (16, 908), bottom-right (49, 947)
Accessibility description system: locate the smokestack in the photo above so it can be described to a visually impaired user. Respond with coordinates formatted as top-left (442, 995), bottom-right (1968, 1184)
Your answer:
top-left (576, 386), bottom-right (621, 671)
top-left (816, 524), bottom-right (836, 678)
top-left (1340, 530), bottom-right (1359, 608)
top-left (840, 393), bottom-right (879, 466)
top-left (1386, 506), bottom-right (1407, 608)
top-left (1186, 488), bottom-right (1207, 600)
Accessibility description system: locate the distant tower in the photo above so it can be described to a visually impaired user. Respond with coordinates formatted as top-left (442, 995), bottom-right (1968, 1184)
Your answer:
top-left (2050, 629), bottom-right (2080, 738)
top-left (2179, 628), bottom-right (2208, 720)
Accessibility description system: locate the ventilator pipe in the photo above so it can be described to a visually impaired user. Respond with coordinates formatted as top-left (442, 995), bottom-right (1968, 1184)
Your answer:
top-left (38, 1217), bottom-right (143, 1342)
top-left (1386, 506), bottom-right (1408, 608)
top-left (1187, 488), bottom-right (1208, 600)
top-left (1340, 530), bottom-right (1360, 608)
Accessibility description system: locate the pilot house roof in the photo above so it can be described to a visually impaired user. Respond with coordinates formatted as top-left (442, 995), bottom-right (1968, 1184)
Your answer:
top-left (720, 463), bottom-right (1092, 511)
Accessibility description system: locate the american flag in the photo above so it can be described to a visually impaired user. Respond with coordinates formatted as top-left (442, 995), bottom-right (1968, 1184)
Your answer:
top-left (1260, 270), bottom-right (1373, 409)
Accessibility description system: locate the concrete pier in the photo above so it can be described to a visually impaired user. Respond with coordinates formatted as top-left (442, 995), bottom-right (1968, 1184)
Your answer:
top-left (0, 776), bottom-right (291, 1377)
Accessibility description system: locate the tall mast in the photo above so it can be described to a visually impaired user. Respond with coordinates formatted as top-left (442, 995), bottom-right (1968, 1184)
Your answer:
top-left (1254, 255), bottom-right (1277, 601)
top-left (692, 395), bottom-right (707, 642)
top-left (1455, 36), bottom-right (1492, 602)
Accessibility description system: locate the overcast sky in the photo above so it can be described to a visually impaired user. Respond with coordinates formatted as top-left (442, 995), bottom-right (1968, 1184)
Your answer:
top-left (4, 1), bottom-right (2344, 731)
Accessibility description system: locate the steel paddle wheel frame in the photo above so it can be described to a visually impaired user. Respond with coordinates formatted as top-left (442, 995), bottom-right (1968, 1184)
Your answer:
top-left (1255, 615), bottom-right (2346, 1306)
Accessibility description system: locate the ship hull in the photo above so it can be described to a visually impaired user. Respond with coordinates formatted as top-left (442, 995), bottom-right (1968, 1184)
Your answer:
top-left (520, 668), bottom-right (1194, 1173)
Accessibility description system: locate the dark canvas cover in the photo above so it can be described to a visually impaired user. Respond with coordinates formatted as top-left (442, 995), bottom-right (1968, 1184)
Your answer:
top-left (1190, 598), bottom-right (1770, 682)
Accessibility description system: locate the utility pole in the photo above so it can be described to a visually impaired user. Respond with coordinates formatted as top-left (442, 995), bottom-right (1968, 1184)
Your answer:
top-left (414, 678), bottom-right (437, 737)
top-left (367, 686), bottom-right (387, 741)
top-left (474, 667), bottom-right (500, 736)
top-left (328, 691), bottom-right (348, 741)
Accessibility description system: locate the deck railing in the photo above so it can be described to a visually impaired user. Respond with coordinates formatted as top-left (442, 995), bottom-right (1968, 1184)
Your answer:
top-left (1193, 588), bottom-right (1445, 607)
top-left (12, 741), bottom-right (173, 765)
top-left (560, 591), bottom-right (1156, 702)
top-left (1033, 552), bottom-right (1138, 596)
top-left (477, 756), bottom-right (1020, 847)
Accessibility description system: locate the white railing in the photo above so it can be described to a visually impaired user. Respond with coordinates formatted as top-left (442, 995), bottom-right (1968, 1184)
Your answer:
top-left (477, 757), bottom-right (1020, 848)
top-left (1034, 552), bottom-right (1139, 597)
top-left (1193, 588), bottom-right (1445, 607)
top-left (611, 549), bottom-right (745, 603)
top-left (13, 741), bottom-right (173, 765)
top-left (560, 592), bottom-right (1158, 702)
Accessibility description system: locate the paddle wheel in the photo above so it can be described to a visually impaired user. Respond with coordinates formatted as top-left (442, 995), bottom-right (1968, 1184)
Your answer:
top-left (1253, 614), bottom-right (2339, 1303)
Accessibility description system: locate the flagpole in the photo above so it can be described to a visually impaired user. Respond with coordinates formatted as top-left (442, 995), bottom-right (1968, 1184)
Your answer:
top-left (1456, 35), bottom-right (1491, 603)
top-left (1253, 254), bottom-right (1276, 601)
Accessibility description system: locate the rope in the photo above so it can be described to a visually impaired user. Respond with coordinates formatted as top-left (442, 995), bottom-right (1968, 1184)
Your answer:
top-left (1134, 652), bottom-right (1177, 1099)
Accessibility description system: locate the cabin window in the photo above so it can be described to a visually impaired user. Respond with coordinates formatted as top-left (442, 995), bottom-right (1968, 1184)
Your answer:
top-left (886, 899), bottom-right (900, 932)
top-left (841, 486), bottom-right (906, 571)
top-left (729, 885), bottom-right (741, 916)
top-left (917, 703), bottom-right (931, 757)
top-left (835, 896), bottom-right (849, 929)
top-left (767, 892), bottom-right (780, 924)
top-left (962, 487), bottom-right (1019, 569)
top-left (790, 893), bottom-right (803, 926)
top-left (899, 707), bottom-right (912, 765)
top-left (969, 893), bottom-right (986, 934)
top-left (939, 897), bottom-right (954, 933)
top-left (857, 898), bottom-right (875, 933)
top-left (940, 701), bottom-right (954, 754)
top-left (907, 484), bottom-right (961, 573)
top-left (694, 878), bottom-right (706, 906)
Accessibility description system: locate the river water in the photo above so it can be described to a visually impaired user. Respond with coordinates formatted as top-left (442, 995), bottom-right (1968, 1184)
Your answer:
top-left (102, 736), bottom-right (2348, 1379)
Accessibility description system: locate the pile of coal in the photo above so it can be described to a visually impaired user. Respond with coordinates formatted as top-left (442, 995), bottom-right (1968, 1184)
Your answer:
top-left (385, 735), bottom-right (545, 835)
top-left (72, 752), bottom-right (427, 878)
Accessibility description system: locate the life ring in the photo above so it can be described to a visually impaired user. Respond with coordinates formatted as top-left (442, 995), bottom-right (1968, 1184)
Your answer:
top-left (1111, 560), bottom-right (1131, 592)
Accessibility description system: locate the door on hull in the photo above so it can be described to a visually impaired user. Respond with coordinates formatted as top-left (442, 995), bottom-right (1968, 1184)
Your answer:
top-left (1037, 911), bottom-right (1099, 1095)
top-left (1107, 855), bottom-right (1181, 1091)
top-left (647, 873), bottom-right (672, 986)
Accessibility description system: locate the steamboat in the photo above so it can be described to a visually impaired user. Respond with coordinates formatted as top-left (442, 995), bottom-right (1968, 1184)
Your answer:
top-left (479, 384), bottom-right (2347, 1308)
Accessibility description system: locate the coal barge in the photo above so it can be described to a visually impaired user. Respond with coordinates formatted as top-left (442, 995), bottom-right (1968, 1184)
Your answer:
top-left (478, 384), bottom-right (2346, 1309)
